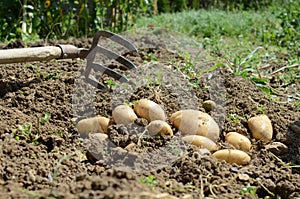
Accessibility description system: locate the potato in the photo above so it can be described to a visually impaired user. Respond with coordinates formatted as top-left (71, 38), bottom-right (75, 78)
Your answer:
top-left (146, 120), bottom-right (173, 136)
top-left (225, 132), bottom-right (251, 152)
top-left (182, 135), bottom-right (217, 151)
top-left (169, 110), bottom-right (220, 141)
top-left (112, 105), bottom-right (137, 125)
top-left (212, 149), bottom-right (251, 165)
top-left (77, 116), bottom-right (110, 137)
top-left (248, 115), bottom-right (273, 142)
top-left (134, 99), bottom-right (166, 122)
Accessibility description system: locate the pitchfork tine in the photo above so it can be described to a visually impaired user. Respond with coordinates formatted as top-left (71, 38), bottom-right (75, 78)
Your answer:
top-left (94, 46), bottom-right (136, 69)
top-left (89, 62), bottom-right (129, 82)
top-left (90, 30), bottom-right (138, 52)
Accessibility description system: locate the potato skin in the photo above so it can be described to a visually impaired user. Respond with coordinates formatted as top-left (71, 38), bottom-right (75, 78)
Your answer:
top-left (182, 135), bottom-right (217, 151)
top-left (146, 120), bottom-right (173, 136)
top-left (169, 110), bottom-right (220, 141)
top-left (225, 132), bottom-right (251, 152)
top-left (112, 105), bottom-right (137, 125)
top-left (77, 116), bottom-right (110, 137)
top-left (212, 149), bottom-right (251, 165)
top-left (134, 99), bottom-right (166, 122)
top-left (248, 115), bottom-right (273, 142)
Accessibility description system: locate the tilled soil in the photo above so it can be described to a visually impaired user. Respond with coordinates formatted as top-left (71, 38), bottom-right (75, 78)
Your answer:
top-left (0, 33), bottom-right (299, 199)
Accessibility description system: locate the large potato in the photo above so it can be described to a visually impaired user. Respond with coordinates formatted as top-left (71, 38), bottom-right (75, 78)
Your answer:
top-left (225, 132), bottom-right (251, 152)
top-left (248, 115), bottom-right (273, 142)
top-left (182, 135), bottom-right (217, 151)
top-left (146, 120), bottom-right (173, 136)
top-left (134, 99), bottom-right (166, 122)
top-left (212, 149), bottom-right (251, 165)
top-left (77, 116), bottom-right (110, 137)
top-left (169, 110), bottom-right (220, 141)
top-left (112, 105), bottom-right (137, 125)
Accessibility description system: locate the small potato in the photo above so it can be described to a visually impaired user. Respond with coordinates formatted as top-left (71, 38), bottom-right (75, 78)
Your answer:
top-left (169, 110), bottom-right (220, 141)
top-left (146, 120), bottom-right (173, 136)
top-left (112, 105), bottom-right (137, 125)
top-left (212, 149), bottom-right (251, 165)
top-left (225, 132), bottom-right (251, 152)
top-left (248, 115), bottom-right (273, 142)
top-left (182, 135), bottom-right (217, 151)
top-left (77, 116), bottom-right (110, 137)
top-left (134, 99), bottom-right (166, 122)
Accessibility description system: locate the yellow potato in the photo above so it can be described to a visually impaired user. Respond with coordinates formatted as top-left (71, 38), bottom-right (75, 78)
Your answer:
top-left (134, 99), bottom-right (166, 122)
top-left (212, 149), bottom-right (251, 165)
top-left (146, 120), bottom-right (173, 136)
top-left (169, 110), bottom-right (220, 141)
top-left (225, 132), bottom-right (251, 152)
top-left (182, 135), bottom-right (217, 151)
top-left (77, 116), bottom-right (110, 137)
top-left (248, 115), bottom-right (273, 142)
top-left (112, 105), bottom-right (137, 125)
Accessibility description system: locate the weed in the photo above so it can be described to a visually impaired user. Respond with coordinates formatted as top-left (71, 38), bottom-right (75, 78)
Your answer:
top-left (228, 114), bottom-right (241, 125)
top-left (44, 73), bottom-right (61, 80)
top-left (37, 112), bottom-right (51, 135)
top-left (104, 79), bottom-right (117, 89)
top-left (234, 46), bottom-right (263, 75)
top-left (240, 183), bottom-right (257, 195)
top-left (257, 106), bottom-right (265, 114)
top-left (49, 152), bottom-right (76, 182)
top-left (143, 52), bottom-right (159, 62)
top-left (13, 112), bottom-right (51, 145)
top-left (13, 122), bottom-right (40, 145)
top-left (270, 152), bottom-right (300, 169)
top-left (140, 175), bottom-right (158, 189)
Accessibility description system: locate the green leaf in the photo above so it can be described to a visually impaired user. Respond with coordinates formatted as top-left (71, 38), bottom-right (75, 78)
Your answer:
top-left (41, 112), bottom-right (51, 124)
top-left (256, 84), bottom-right (272, 95)
top-left (251, 77), bottom-right (268, 84)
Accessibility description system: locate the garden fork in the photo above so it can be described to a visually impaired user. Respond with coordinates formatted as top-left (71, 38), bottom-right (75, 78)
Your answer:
top-left (0, 30), bottom-right (138, 90)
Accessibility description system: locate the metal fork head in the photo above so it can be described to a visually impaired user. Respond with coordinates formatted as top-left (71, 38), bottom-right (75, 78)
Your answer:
top-left (83, 30), bottom-right (138, 90)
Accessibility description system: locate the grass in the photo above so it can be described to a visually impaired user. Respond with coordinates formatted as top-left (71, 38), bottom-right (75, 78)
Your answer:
top-left (135, 7), bottom-right (300, 107)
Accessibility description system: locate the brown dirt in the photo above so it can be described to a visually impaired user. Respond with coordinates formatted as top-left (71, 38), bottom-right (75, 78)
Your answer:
top-left (0, 33), bottom-right (299, 199)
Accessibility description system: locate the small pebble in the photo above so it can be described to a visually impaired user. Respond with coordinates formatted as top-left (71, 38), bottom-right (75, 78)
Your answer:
top-left (265, 142), bottom-right (288, 155)
top-left (203, 100), bottom-right (217, 112)
top-left (238, 173), bottom-right (250, 181)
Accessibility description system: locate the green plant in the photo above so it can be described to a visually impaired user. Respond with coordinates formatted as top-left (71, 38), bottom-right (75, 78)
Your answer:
top-left (140, 175), bottom-right (158, 189)
top-left (13, 123), bottom-right (40, 145)
top-left (13, 112), bottom-right (51, 145)
top-left (37, 112), bottom-right (51, 135)
top-left (0, 0), bottom-right (153, 41)
top-left (228, 113), bottom-right (241, 125)
top-left (104, 79), bottom-right (117, 89)
top-left (240, 183), bottom-right (257, 195)
top-left (257, 106), bottom-right (265, 114)
top-left (50, 152), bottom-right (76, 182)
top-left (44, 72), bottom-right (61, 80)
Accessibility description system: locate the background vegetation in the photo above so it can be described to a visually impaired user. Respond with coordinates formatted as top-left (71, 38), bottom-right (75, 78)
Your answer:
top-left (0, 0), bottom-right (299, 106)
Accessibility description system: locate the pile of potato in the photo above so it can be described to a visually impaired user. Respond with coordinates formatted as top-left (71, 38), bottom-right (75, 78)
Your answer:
top-left (77, 99), bottom-right (273, 166)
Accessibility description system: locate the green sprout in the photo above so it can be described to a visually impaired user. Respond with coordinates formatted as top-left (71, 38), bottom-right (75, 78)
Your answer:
top-left (240, 183), bottom-right (257, 195)
top-left (37, 112), bottom-right (51, 135)
top-left (140, 175), bottom-right (158, 189)
top-left (228, 113), bottom-right (240, 125)
top-left (12, 123), bottom-right (40, 145)
top-left (104, 79), bottom-right (117, 89)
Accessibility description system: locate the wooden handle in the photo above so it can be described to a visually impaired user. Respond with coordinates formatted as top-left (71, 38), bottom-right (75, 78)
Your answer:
top-left (0, 46), bottom-right (62, 64)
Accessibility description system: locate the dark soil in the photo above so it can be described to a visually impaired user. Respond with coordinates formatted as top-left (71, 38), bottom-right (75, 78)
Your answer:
top-left (0, 32), bottom-right (299, 199)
